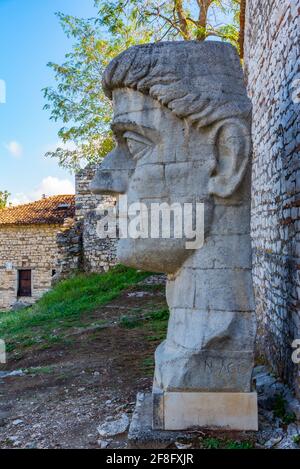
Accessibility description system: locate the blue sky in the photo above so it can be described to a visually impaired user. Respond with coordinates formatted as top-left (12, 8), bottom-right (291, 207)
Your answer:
top-left (0, 0), bottom-right (97, 204)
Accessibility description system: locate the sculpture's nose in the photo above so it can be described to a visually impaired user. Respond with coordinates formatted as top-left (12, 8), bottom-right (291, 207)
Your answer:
top-left (90, 147), bottom-right (134, 195)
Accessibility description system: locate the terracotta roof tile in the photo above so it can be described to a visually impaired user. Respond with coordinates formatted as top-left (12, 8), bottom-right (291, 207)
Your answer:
top-left (0, 195), bottom-right (75, 226)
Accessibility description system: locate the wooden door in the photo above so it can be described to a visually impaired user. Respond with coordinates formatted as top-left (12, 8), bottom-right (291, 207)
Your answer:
top-left (18, 270), bottom-right (32, 297)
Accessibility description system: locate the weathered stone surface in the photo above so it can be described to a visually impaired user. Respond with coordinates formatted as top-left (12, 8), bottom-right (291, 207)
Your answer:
top-left (162, 392), bottom-right (258, 431)
top-left (166, 269), bottom-right (255, 311)
top-left (165, 309), bottom-right (256, 352)
top-left (154, 347), bottom-right (255, 392)
top-left (244, 0), bottom-right (300, 396)
top-left (75, 166), bottom-right (117, 274)
top-left (0, 370), bottom-right (24, 378)
top-left (187, 234), bottom-right (252, 269)
top-left (128, 393), bottom-right (192, 448)
top-left (97, 413), bottom-right (130, 437)
top-left (55, 167), bottom-right (118, 280)
top-left (92, 41), bottom-right (257, 429)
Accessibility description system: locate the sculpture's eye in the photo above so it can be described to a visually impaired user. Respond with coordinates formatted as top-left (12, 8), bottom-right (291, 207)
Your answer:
top-left (123, 131), bottom-right (152, 160)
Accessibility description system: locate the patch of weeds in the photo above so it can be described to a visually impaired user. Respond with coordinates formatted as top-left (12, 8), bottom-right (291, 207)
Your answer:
top-left (24, 366), bottom-right (53, 375)
top-left (70, 319), bottom-right (108, 331)
top-left (61, 338), bottom-right (74, 346)
top-left (202, 437), bottom-right (221, 449)
top-left (283, 413), bottom-right (297, 424)
top-left (5, 342), bottom-right (16, 353)
top-left (21, 338), bottom-right (40, 348)
top-left (55, 373), bottom-right (70, 383)
top-left (118, 307), bottom-right (169, 337)
top-left (90, 320), bottom-right (109, 328)
top-left (146, 335), bottom-right (161, 342)
top-left (141, 357), bottom-right (155, 375)
top-left (273, 394), bottom-right (296, 424)
top-left (120, 316), bottom-right (140, 329)
top-left (29, 336), bottom-right (74, 351)
top-left (150, 309), bottom-right (169, 321)
top-left (143, 309), bottom-right (169, 342)
top-left (225, 440), bottom-right (254, 449)
top-left (282, 412), bottom-right (296, 425)
top-left (293, 435), bottom-right (300, 445)
top-left (37, 342), bottom-right (56, 351)
top-left (42, 334), bottom-right (62, 344)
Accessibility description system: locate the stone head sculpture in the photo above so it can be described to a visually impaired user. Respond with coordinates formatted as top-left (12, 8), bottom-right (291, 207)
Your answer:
top-left (92, 41), bottom-right (257, 431)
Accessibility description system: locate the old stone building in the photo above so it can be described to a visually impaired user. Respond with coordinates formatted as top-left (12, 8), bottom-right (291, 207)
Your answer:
top-left (244, 0), bottom-right (300, 394)
top-left (0, 168), bottom-right (117, 311)
top-left (0, 195), bottom-right (75, 310)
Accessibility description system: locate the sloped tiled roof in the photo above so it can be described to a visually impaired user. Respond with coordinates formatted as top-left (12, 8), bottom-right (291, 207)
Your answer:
top-left (0, 195), bottom-right (75, 226)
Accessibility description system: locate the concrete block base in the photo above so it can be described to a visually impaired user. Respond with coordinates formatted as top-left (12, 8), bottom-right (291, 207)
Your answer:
top-left (128, 393), bottom-right (194, 449)
top-left (153, 390), bottom-right (258, 431)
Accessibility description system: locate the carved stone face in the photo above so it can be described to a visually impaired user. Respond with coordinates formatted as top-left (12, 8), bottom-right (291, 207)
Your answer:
top-left (91, 42), bottom-right (252, 273)
top-left (91, 87), bottom-right (216, 273)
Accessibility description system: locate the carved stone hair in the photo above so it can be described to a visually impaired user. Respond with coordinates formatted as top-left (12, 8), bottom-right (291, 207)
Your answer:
top-left (102, 41), bottom-right (252, 129)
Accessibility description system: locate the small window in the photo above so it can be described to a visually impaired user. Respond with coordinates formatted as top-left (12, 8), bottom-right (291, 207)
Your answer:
top-left (56, 203), bottom-right (70, 210)
top-left (18, 270), bottom-right (32, 297)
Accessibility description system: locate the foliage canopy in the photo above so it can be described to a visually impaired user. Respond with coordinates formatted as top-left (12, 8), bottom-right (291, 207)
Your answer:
top-left (44, 0), bottom-right (242, 171)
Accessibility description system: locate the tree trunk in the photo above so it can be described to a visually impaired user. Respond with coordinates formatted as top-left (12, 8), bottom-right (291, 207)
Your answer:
top-left (174, 0), bottom-right (191, 40)
top-left (196, 0), bottom-right (211, 40)
top-left (239, 0), bottom-right (246, 58)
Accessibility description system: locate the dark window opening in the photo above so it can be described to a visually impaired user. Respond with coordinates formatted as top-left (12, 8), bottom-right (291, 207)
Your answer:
top-left (55, 203), bottom-right (70, 210)
top-left (52, 269), bottom-right (56, 277)
top-left (18, 270), bottom-right (32, 297)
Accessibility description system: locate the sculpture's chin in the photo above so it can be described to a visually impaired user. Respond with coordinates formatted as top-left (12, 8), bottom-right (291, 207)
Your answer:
top-left (117, 238), bottom-right (192, 274)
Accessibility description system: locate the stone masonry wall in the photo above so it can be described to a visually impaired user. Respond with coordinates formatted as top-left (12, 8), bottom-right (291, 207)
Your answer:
top-left (75, 166), bottom-right (117, 273)
top-left (0, 224), bottom-right (60, 310)
top-left (244, 0), bottom-right (300, 394)
top-left (75, 166), bottom-right (105, 218)
top-left (56, 218), bottom-right (83, 279)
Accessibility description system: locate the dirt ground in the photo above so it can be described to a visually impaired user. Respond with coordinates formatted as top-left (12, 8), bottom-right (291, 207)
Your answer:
top-left (0, 281), bottom-right (167, 449)
top-left (1, 277), bottom-right (299, 450)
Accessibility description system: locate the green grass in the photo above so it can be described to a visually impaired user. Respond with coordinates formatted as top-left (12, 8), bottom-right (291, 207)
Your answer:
top-left (0, 265), bottom-right (152, 352)
top-left (141, 357), bottom-right (155, 375)
top-left (145, 309), bottom-right (169, 341)
top-left (224, 440), bottom-right (254, 449)
top-left (119, 307), bottom-right (169, 340)
top-left (201, 437), bottom-right (254, 450)
top-left (202, 437), bottom-right (221, 449)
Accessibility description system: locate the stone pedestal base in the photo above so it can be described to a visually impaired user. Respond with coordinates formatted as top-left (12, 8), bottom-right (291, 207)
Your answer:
top-left (128, 393), bottom-right (193, 449)
top-left (153, 391), bottom-right (258, 431)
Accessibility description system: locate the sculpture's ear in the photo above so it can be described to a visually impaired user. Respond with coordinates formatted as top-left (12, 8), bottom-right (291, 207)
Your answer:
top-left (208, 119), bottom-right (251, 198)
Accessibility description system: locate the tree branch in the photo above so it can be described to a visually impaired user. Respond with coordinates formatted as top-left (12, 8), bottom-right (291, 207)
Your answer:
top-left (195, 0), bottom-right (214, 40)
top-left (174, 0), bottom-right (191, 40)
top-left (146, 7), bottom-right (183, 36)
